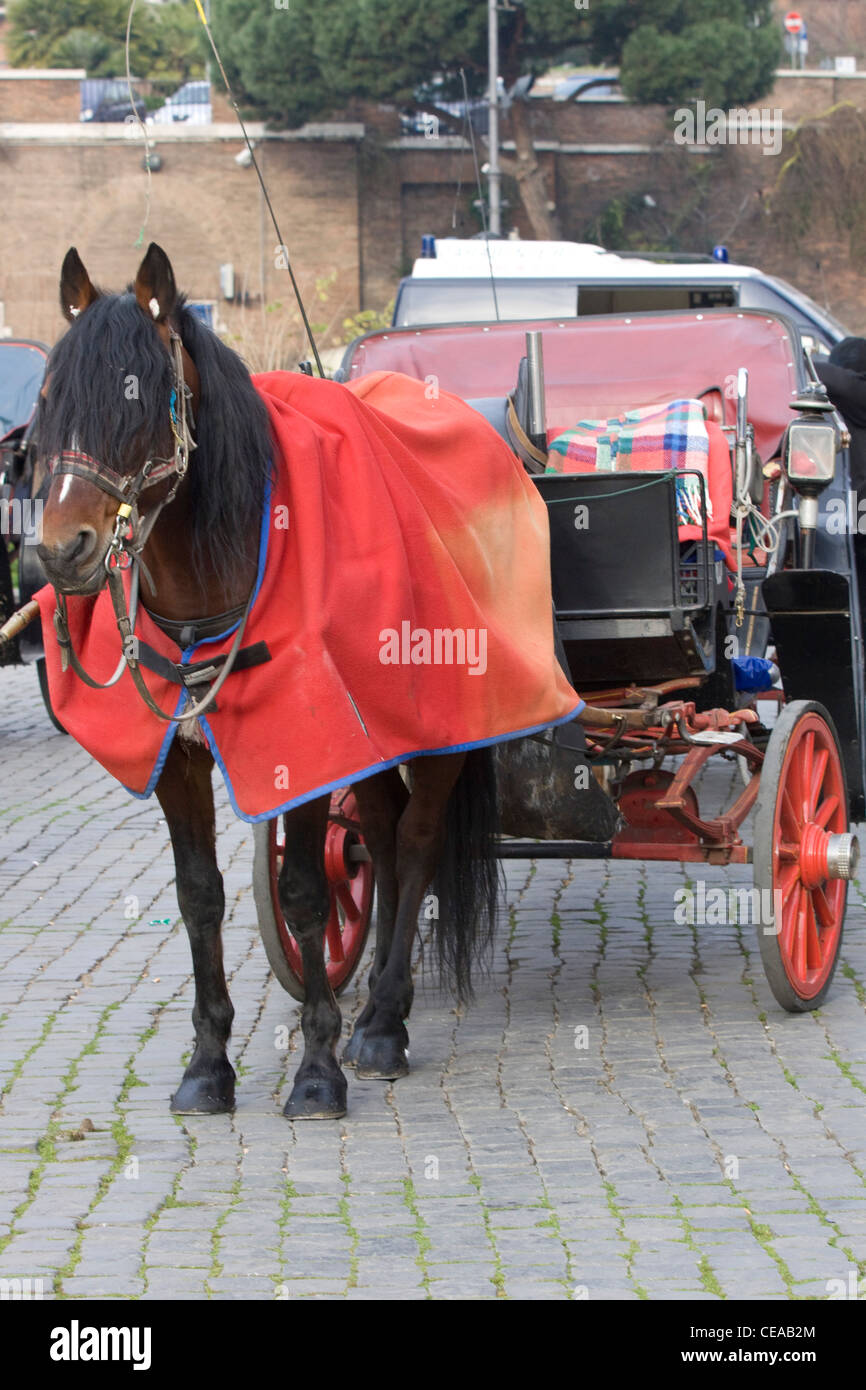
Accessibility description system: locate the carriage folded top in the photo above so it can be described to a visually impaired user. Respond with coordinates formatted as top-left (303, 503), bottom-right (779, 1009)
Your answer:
top-left (35, 369), bottom-right (581, 820)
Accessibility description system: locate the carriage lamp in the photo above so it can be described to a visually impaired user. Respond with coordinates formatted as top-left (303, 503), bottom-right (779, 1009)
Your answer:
top-left (784, 407), bottom-right (839, 569)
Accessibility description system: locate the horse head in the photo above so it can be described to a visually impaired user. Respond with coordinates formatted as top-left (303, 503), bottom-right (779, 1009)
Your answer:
top-left (36, 243), bottom-right (200, 596)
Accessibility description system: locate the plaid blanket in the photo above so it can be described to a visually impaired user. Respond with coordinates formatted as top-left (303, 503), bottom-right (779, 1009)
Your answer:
top-left (547, 398), bottom-right (712, 527)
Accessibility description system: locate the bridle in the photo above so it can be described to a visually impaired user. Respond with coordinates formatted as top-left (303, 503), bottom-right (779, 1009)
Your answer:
top-left (47, 329), bottom-right (194, 571)
top-left (48, 328), bottom-right (257, 724)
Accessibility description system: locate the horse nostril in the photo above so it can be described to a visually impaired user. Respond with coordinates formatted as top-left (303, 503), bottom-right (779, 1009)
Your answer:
top-left (64, 527), bottom-right (98, 568)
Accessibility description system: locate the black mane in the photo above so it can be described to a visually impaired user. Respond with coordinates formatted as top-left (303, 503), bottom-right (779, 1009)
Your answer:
top-left (38, 291), bottom-right (273, 590)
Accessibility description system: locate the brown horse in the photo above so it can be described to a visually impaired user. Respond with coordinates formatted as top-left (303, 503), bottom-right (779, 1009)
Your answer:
top-left (35, 244), bottom-right (500, 1119)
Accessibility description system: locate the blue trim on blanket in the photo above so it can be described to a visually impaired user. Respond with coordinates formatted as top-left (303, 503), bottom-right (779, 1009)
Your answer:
top-left (121, 473), bottom-right (273, 800)
top-left (200, 697), bottom-right (586, 825)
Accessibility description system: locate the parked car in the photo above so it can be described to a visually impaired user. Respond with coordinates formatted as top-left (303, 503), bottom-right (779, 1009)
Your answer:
top-left (149, 81), bottom-right (212, 126)
top-left (80, 80), bottom-right (147, 124)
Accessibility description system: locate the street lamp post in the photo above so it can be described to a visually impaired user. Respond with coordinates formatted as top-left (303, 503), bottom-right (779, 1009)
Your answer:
top-left (488, 0), bottom-right (501, 235)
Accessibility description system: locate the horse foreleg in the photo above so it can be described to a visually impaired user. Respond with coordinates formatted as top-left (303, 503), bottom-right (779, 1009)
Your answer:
top-left (279, 795), bottom-right (346, 1119)
top-left (156, 739), bottom-right (235, 1114)
top-left (343, 767), bottom-right (409, 1067)
top-left (355, 753), bottom-right (465, 1080)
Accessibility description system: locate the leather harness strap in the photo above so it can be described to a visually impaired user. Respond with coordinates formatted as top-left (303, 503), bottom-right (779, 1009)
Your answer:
top-left (48, 448), bottom-right (182, 504)
top-left (506, 396), bottom-right (548, 474)
top-left (133, 638), bottom-right (272, 714)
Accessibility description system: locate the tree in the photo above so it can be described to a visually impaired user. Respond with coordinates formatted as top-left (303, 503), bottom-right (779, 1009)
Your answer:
top-left (6, 0), bottom-right (206, 84)
top-left (210, 0), bottom-right (782, 239)
top-left (591, 1), bottom-right (781, 111)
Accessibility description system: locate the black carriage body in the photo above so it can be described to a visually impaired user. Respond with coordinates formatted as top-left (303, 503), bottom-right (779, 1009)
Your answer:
top-left (537, 469), bottom-right (725, 692)
top-left (0, 339), bottom-right (50, 667)
top-left (761, 455), bottom-right (866, 817)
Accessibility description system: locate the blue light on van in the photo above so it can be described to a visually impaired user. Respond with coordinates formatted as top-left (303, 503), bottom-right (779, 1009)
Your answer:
top-left (712, 245), bottom-right (729, 263)
top-left (420, 235), bottom-right (437, 259)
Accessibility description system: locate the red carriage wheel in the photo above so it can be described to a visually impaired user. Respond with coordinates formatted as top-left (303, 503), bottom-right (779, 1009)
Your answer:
top-left (252, 790), bottom-right (375, 1002)
top-left (753, 701), bottom-right (859, 1011)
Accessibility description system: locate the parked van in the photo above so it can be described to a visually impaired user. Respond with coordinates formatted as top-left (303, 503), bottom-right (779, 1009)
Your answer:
top-left (394, 238), bottom-right (847, 353)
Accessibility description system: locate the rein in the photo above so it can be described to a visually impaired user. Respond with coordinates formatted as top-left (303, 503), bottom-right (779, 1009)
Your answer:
top-left (49, 330), bottom-right (255, 725)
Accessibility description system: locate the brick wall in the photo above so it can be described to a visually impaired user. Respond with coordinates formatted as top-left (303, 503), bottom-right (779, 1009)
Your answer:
top-left (4, 74), bottom-right (866, 347)
top-left (0, 70), bottom-right (84, 123)
top-left (0, 136), bottom-right (361, 356)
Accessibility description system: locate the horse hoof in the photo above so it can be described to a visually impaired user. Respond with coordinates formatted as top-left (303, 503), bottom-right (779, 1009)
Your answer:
top-left (283, 1074), bottom-right (347, 1120)
top-left (170, 1072), bottom-right (235, 1115)
top-left (355, 1034), bottom-right (410, 1081)
top-left (342, 1023), bottom-right (367, 1068)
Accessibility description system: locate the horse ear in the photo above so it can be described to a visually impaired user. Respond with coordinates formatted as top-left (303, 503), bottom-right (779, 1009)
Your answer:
top-left (59, 247), bottom-right (100, 322)
top-left (133, 243), bottom-right (177, 324)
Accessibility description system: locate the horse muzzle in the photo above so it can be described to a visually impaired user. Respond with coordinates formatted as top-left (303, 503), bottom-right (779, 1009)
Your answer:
top-left (37, 527), bottom-right (108, 595)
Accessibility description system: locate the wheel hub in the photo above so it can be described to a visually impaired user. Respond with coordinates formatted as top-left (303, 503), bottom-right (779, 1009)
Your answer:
top-left (799, 824), bottom-right (859, 890)
top-left (323, 821), bottom-right (358, 883)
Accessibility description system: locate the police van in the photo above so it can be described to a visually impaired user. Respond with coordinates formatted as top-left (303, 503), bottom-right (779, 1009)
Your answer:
top-left (393, 238), bottom-right (847, 353)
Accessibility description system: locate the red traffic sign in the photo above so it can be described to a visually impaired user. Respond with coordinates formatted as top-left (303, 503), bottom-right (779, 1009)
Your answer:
top-left (784, 10), bottom-right (804, 33)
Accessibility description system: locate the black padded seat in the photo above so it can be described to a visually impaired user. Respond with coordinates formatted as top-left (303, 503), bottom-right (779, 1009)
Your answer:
top-left (466, 396), bottom-right (511, 445)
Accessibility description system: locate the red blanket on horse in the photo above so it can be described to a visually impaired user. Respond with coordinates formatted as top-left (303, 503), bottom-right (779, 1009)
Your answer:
top-left (36, 370), bottom-right (581, 821)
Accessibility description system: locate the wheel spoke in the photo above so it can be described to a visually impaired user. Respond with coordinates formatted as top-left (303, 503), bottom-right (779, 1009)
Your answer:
top-left (808, 748), bottom-right (829, 818)
top-left (804, 894), bottom-right (822, 970)
top-left (780, 785), bottom-right (801, 841)
top-left (779, 862), bottom-right (800, 911)
top-left (812, 883), bottom-right (836, 933)
top-left (780, 883), bottom-right (801, 959)
top-left (800, 731), bottom-right (815, 819)
top-left (325, 897), bottom-right (345, 962)
top-left (778, 842), bottom-right (800, 863)
top-left (336, 881), bottom-right (360, 923)
top-left (794, 893), bottom-right (809, 980)
top-left (814, 794), bottom-right (841, 830)
top-left (786, 742), bottom-right (806, 823)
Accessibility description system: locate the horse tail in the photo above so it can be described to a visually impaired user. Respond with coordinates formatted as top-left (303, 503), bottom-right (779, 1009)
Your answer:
top-left (431, 747), bottom-right (502, 1002)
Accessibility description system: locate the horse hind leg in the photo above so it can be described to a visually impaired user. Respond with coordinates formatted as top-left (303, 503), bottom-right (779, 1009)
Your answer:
top-left (355, 753), bottom-right (466, 1081)
top-left (156, 741), bottom-right (236, 1115)
top-left (279, 795), bottom-right (347, 1119)
top-left (343, 767), bottom-right (408, 1067)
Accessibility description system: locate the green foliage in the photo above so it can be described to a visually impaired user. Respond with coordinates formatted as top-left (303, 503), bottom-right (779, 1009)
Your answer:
top-left (212, 0), bottom-right (587, 122)
top-left (209, 0), bottom-right (781, 130)
top-left (7, 0), bottom-right (206, 83)
top-left (210, 0), bottom-right (334, 128)
top-left (342, 301), bottom-right (395, 345)
top-left (593, 1), bottom-right (782, 110)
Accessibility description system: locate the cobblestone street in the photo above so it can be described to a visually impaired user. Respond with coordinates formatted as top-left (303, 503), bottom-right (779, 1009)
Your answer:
top-left (2, 663), bottom-right (866, 1301)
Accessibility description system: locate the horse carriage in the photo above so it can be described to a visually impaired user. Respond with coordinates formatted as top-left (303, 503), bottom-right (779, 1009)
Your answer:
top-left (4, 248), bottom-right (863, 1118)
top-left (250, 305), bottom-right (863, 1015)
top-left (0, 337), bottom-right (64, 729)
